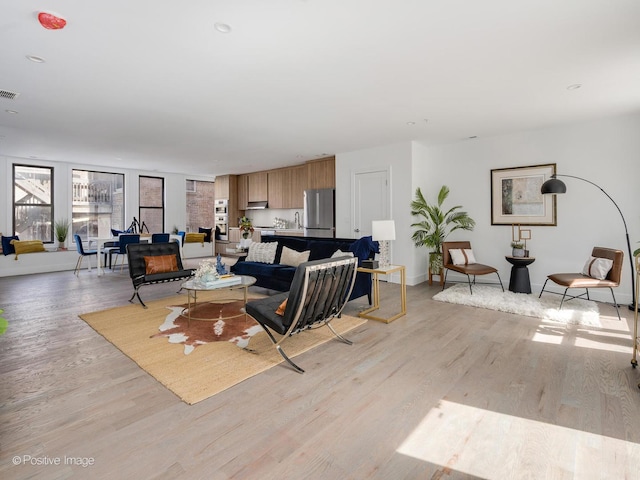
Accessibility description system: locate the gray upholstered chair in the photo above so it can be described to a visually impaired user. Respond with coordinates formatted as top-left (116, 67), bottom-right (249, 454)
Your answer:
top-left (442, 241), bottom-right (504, 294)
top-left (539, 246), bottom-right (623, 321)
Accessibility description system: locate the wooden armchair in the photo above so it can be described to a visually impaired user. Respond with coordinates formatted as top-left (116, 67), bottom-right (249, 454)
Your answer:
top-left (539, 246), bottom-right (623, 321)
top-left (245, 256), bottom-right (358, 373)
top-left (442, 241), bottom-right (504, 294)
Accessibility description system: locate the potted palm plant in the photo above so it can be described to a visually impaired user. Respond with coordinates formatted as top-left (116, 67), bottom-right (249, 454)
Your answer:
top-left (410, 186), bottom-right (475, 275)
top-left (54, 218), bottom-right (71, 250)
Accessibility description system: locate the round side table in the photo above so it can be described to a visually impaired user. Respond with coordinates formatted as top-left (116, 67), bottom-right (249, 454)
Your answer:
top-left (505, 256), bottom-right (535, 294)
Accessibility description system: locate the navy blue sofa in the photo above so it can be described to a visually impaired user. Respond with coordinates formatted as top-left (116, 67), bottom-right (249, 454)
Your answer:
top-left (230, 235), bottom-right (378, 302)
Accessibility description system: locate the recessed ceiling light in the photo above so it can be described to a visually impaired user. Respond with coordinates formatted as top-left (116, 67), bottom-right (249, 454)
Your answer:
top-left (214, 22), bottom-right (232, 33)
top-left (567, 84), bottom-right (582, 90)
top-left (406, 121), bottom-right (416, 126)
top-left (26, 55), bottom-right (46, 63)
top-left (5, 109), bottom-right (18, 114)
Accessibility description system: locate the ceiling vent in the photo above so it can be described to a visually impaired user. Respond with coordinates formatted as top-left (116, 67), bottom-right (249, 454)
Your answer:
top-left (0, 89), bottom-right (20, 100)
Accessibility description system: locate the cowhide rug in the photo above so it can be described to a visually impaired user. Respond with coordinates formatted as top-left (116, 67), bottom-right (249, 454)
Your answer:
top-left (151, 300), bottom-right (263, 354)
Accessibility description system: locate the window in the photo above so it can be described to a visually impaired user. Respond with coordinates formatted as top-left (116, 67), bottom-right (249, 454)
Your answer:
top-left (72, 170), bottom-right (125, 240)
top-left (139, 176), bottom-right (164, 233)
top-left (13, 164), bottom-right (54, 242)
top-left (186, 180), bottom-right (215, 232)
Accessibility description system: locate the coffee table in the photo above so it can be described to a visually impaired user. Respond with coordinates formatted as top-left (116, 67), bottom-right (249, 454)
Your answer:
top-left (181, 275), bottom-right (256, 326)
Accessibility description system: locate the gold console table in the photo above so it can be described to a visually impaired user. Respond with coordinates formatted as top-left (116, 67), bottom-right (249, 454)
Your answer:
top-left (357, 264), bottom-right (406, 323)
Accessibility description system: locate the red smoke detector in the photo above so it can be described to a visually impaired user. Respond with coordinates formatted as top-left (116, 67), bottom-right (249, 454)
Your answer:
top-left (38, 12), bottom-right (67, 30)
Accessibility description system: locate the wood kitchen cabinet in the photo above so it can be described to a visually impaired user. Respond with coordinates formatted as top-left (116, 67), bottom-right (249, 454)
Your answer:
top-left (215, 175), bottom-right (230, 200)
top-left (289, 165), bottom-right (307, 208)
top-left (268, 165), bottom-right (306, 209)
top-left (306, 156), bottom-right (335, 190)
top-left (237, 174), bottom-right (248, 210)
top-left (267, 168), bottom-right (287, 209)
top-left (248, 172), bottom-right (268, 202)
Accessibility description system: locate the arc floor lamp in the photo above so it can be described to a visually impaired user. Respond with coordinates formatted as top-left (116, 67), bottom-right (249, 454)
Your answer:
top-left (541, 174), bottom-right (635, 310)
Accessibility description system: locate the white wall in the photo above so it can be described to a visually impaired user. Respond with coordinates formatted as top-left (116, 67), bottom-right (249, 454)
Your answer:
top-left (417, 112), bottom-right (640, 304)
top-left (336, 142), bottom-right (423, 285)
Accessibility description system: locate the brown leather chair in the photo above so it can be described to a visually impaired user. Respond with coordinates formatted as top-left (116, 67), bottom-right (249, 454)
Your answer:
top-left (539, 247), bottom-right (623, 321)
top-left (442, 241), bottom-right (504, 294)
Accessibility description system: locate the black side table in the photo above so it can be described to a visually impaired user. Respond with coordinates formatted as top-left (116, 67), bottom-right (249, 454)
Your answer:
top-left (505, 256), bottom-right (535, 294)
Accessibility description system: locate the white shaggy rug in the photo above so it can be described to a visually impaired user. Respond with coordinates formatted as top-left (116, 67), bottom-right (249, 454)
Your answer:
top-left (433, 283), bottom-right (601, 327)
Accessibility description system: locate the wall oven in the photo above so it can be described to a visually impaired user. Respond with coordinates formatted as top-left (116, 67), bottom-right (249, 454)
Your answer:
top-left (215, 199), bottom-right (228, 216)
top-left (215, 214), bottom-right (228, 241)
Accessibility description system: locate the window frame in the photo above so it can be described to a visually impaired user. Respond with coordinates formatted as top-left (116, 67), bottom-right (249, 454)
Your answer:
top-left (138, 175), bottom-right (165, 233)
top-left (13, 163), bottom-right (54, 243)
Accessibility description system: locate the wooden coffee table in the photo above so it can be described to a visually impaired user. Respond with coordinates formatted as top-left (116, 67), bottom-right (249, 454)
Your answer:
top-left (181, 275), bottom-right (256, 326)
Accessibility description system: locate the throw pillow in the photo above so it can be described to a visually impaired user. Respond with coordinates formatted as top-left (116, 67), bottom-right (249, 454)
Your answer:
top-left (185, 232), bottom-right (206, 243)
top-left (144, 254), bottom-right (179, 274)
top-left (331, 249), bottom-right (354, 258)
top-left (280, 246), bottom-right (310, 267)
top-left (11, 239), bottom-right (45, 257)
top-left (245, 242), bottom-right (278, 264)
top-left (2, 235), bottom-right (19, 256)
top-left (275, 298), bottom-right (288, 316)
top-left (450, 248), bottom-right (476, 265)
top-left (581, 256), bottom-right (613, 280)
top-left (198, 227), bottom-right (212, 243)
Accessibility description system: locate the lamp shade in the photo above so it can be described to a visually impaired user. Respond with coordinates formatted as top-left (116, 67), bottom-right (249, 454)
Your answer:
top-left (540, 177), bottom-right (567, 194)
top-left (372, 220), bottom-right (396, 241)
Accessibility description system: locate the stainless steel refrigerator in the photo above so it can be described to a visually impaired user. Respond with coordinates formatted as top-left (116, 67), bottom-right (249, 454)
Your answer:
top-left (303, 188), bottom-right (335, 237)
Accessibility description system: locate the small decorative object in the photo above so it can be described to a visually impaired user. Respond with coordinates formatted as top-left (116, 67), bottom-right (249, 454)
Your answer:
top-left (194, 259), bottom-right (219, 284)
top-left (54, 218), bottom-right (71, 250)
top-left (38, 12), bottom-right (67, 30)
top-left (215, 254), bottom-right (228, 275)
top-left (239, 216), bottom-right (254, 239)
top-left (511, 241), bottom-right (525, 257)
top-left (511, 224), bottom-right (531, 257)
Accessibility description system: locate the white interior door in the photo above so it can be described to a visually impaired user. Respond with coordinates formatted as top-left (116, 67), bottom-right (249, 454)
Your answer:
top-left (352, 169), bottom-right (389, 238)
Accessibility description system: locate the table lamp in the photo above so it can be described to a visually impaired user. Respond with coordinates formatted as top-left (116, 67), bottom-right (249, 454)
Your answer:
top-left (372, 220), bottom-right (396, 268)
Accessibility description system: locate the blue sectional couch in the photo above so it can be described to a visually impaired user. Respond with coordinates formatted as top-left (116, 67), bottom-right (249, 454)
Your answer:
top-left (230, 235), bottom-right (378, 302)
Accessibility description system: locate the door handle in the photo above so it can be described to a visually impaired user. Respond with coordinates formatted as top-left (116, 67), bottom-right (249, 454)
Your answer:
top-left (354, 228), bottom-right (360, 232)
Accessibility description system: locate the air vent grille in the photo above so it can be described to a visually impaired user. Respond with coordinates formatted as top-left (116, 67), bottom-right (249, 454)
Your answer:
top-left (0, 90), bottom-right (20, 100)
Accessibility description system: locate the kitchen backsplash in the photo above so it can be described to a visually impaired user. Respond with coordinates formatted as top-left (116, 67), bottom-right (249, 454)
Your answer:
top-left (238, 208), bottom-right (303, 229)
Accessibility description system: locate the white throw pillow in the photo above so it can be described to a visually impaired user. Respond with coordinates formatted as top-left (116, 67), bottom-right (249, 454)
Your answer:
top-left (245, 242), bottom-right (278, 264)
top-left (280, 246), bottom-right (310, 267)
top-left (581, 256), bottom-right (613, 280)
top-left (331, 249), bottom-right (354, 258)
top-left (450, 248), bottom-right (476, 265)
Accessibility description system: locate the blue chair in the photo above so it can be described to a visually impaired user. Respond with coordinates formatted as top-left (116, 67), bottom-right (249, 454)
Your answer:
top-left (74, 234), bottom-right (97, 275)
top-left (102, 240), bottom-right (120, 269)
top-left (109, 234), bottom-right (140, 271)
top-left (151, 233), bottom-right (170, 243)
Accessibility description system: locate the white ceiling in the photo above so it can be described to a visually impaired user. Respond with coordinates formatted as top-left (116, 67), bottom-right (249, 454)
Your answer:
top-left (1, 0), bottom-right (639, 176)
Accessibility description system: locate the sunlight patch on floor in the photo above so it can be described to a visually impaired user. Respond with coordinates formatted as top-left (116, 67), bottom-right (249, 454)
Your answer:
top-left (397, 400), bottom-right (640, 479)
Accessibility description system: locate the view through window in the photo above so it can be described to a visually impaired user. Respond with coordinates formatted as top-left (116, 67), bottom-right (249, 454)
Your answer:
top-left (186, 179), bottom-right (215, 232)
top-left (139, 176), bottom-right (164, 233)
top-left (72, 170), bottom-right (125, 240)
top-left (13, 164), bottom-right (54, 242)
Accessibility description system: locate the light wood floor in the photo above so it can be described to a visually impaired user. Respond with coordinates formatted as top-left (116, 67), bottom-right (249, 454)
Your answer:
top-left (1, 259), bottom-right (639, 480)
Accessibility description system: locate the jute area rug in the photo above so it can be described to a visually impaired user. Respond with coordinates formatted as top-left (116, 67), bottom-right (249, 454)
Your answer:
top-left (433, 283), bottom-right (601, 327)
top-left (79, 291), bottom-right (366, 404)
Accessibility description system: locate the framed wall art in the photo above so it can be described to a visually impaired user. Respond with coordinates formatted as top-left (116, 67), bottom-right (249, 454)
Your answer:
top-left (491, 163), bottom-right (557, 226)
